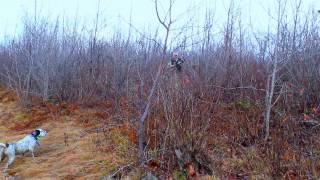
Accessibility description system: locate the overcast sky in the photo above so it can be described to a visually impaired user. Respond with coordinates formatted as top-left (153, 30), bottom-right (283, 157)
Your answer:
top-left (0, 0), bottom-right (319, 41)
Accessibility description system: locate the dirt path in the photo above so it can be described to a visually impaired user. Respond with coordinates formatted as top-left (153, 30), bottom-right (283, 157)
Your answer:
top-left (0, 89), bottom-right (136, 179)
top-left (0, 114), bottom-right (102, 179)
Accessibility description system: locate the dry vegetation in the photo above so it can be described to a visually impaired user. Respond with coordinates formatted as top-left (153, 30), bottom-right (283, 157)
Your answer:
top-left (0, 0), bottom-right (320, 179)
top-left (0, 86), bottom-right (137, 179)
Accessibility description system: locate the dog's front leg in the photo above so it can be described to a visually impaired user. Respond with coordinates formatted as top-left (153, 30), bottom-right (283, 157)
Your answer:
top-left (28, 144), bottom-right (36, 158)
top-left (29, 147), bottom-right (35, 158)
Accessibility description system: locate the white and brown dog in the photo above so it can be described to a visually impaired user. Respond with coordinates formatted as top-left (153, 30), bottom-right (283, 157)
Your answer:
top-left (0, 128), bottom-right (47, 169)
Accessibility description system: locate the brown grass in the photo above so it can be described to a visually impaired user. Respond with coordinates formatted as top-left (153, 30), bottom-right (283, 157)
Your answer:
top-left (0, 87), bottom-right (137, 179)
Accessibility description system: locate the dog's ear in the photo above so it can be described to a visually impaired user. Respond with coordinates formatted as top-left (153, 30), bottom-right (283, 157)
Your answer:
top-left (34, 129), bottom-right (40, 136)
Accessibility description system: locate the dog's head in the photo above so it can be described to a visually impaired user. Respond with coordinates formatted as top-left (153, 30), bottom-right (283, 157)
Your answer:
top-left (33, 128), bottom-right (48, 138)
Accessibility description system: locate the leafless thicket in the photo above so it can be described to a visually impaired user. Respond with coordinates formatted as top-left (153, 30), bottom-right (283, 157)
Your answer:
top-left (0, 0), bottom-right (320, 178)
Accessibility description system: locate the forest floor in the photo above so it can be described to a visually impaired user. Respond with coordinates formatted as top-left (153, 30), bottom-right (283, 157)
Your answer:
top-left (0, 87), bottom-right (137, 179)
top-left (0, 86), bottom-right (319, 179)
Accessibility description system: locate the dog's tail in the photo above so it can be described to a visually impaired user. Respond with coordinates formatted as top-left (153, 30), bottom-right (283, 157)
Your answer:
top-left (0, 143), bottom-right (6, 162)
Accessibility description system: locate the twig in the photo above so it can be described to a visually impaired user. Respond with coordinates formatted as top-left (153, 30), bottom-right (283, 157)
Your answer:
top-left (312, 123), bottom-right (320, 130)
top-left (300, 120), bottom-right (320, 126)
top-left (271, 85), bottom-right (284, 107)
top-left (102, 163), bottom-right (132, 180)
top-left (207, 85), bottom-right (266, 92)
top-left (79, 123), bottom-right (121, 137)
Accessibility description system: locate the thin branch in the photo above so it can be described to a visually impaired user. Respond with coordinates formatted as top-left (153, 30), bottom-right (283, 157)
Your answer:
top-left (103, 164), bottom-right (132, 180)
top-left (207, 85), bottom-right (266, 92)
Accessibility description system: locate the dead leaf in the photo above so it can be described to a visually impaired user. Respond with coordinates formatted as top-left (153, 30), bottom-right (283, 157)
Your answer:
top-left (186, 163), bottom-right (196, 177)
top-left (282, 151), bottom-right (290, 161)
